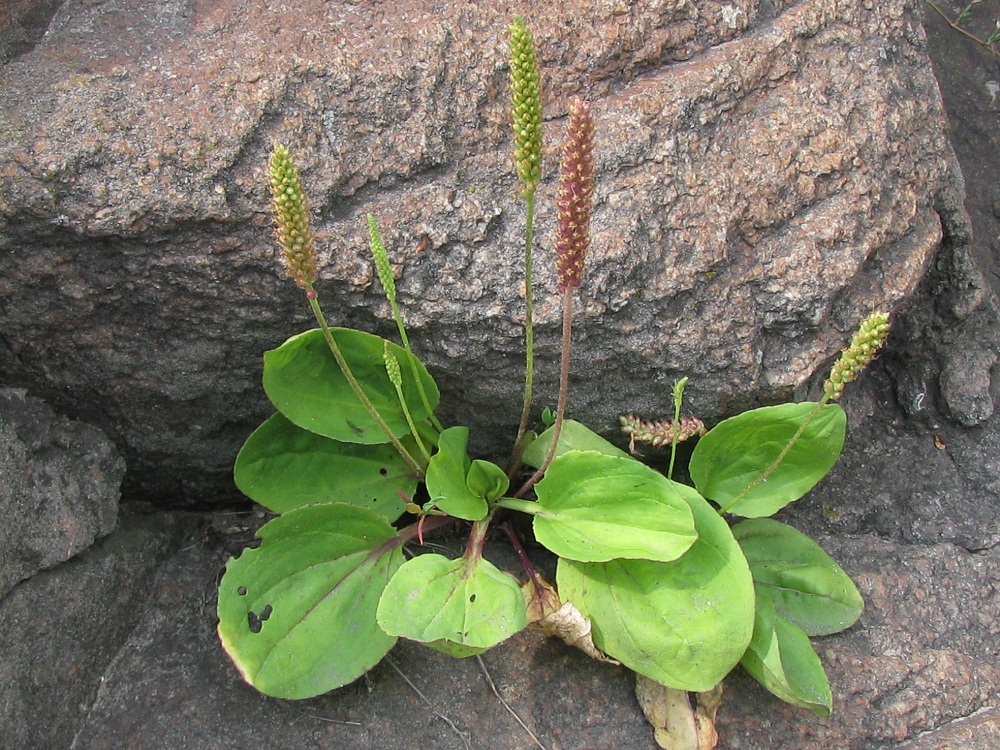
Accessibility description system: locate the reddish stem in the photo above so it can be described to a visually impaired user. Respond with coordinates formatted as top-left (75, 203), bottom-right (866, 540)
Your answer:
top-left (516, 287), bottom-right (574, 497)
top-left (503, 522), bottom-right (542, 587)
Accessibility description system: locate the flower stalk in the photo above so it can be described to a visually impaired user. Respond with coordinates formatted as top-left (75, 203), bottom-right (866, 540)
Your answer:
top-left (267, 144), bottom-right (423, 476)
top-left (369, 214), bottom-right (444, 433)
top-left (518, 98), bottom-right (594, 496)
top-left (719, 311), bottom-right (891, 515)
top-left (384, 341), bottom-right (431, 462)
top-left (508, 16), bottom-right (544, 474)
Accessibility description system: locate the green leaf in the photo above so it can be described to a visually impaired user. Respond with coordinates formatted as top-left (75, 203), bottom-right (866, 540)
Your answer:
top-left (376, 553), bottom-right (527, 652)
top-left (234, 412), bottom-right (416, 521)
top-left (740, 594), bottom-right (833, 716)
top-left (531, 451), bottom-right (697, 563)
top-left (521, 419), bottom-right (629, 468)
top-left (217, 504), bottom-right (403, 699)
top-left (556, 486), bottom-right (755, 691)
top-left (424, 427), bottom-right (488, 521)
top-left (689, 402), bottom-right (846, 517)
top-left (733, 518), bottom-right (864, 636)
top-left (466, 459), bottom-right (510, 503)
top-left (263, 328), bottom-right (439, 444)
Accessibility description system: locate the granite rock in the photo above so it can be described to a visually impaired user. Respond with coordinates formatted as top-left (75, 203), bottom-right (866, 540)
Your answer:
top-left (0, 512), bottom-right (193, 750)
top-left (0, 387), bottom-right (123, 598)
top-left (0, 0), bottom-right (971, 505)
top-left (896, 706), bottom-right (1000, 750)
top-left (0, 0), bottom-right (63, 64)
top-left (66, 519), bottom-right (1000, 750)
top-left (719, 535), bottom-right (1000, 749)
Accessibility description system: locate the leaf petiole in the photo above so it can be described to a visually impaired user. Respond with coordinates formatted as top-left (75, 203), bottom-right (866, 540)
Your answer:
top-left (495, 497), bottom-right (542, 516)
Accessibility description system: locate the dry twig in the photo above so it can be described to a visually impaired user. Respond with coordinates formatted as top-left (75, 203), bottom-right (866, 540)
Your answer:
top-left (476, 655), bottom-right (549, 750)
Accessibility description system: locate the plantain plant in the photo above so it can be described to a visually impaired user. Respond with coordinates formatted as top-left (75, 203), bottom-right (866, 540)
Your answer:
top-left (217, 17), bottom-right (889, 749)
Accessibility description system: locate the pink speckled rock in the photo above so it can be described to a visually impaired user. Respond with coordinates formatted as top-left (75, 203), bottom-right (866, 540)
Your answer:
top-left (0, 0), bottom-right (973, 504)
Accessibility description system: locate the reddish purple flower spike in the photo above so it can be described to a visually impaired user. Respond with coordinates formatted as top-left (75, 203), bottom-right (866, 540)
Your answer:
top-left (555, 98), bottom-right (595, 293)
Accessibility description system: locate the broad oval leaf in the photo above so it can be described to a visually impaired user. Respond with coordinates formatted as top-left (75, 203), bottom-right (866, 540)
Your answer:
top-left (376, 553), bottom-right (527, 652)
top-left (263, 328), bottom-right (439, 444)
top-left (740, 593), bottom-right (832, 716)
top-left (689, 402), bottom-right (846, 517)
top-left (733, 518), bottom-right (863, 636)
top-left (521, 419), bottom-right (629, 468)
top-left (556, 487), bottom-right (755, 691)
top-left (217, 504), bottom-right (403, 699)
top-left (424, 426), bottom-right (488, 521)
top-left (234, 412), bottom-right (416, 520)
top-left (532, 451), bottom-right (697, 563)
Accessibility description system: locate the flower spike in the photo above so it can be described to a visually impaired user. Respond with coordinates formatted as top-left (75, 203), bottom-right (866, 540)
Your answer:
top-left (509, 16), bottom-right (543, 196)
top-left (267, 144), bottom-right (318, 289)
top-left (555, 98), bottom-right (595, 293)
top-left (368, 214), bottom-right (397, 304)
top-left (823, 312), bottom-right (891, 400)
top-left (620, 414), bottom-right (707, 450)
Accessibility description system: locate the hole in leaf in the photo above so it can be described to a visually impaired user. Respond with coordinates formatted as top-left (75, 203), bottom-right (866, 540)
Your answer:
top-left (247, 611), bottom-right (263, 634)
top-left (469, 594), bottom-right (477, 603)
top-left (237, 586), bottom-right (248, 596)
top-left (260, 604), bottom-right (273, 621)
top-left (379, 467), bottom-right (388, 476)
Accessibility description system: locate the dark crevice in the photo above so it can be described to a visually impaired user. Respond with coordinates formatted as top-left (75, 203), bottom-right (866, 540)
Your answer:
top-left (0, 0), bottom-right (67, 65)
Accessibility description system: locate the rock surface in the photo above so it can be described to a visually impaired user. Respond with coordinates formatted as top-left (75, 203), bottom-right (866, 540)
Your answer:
top-left (0, 0), bottom-right (970, 505)
top-left (897, 706), bottom-right (1000, 750)
top-left (0, 0), bottom-right (63, 64)
top-left (720, 534), bottom-right (1000, 749)
top-left (924, 1), bottom-right (1000, 307)
top-left (0, 512), bottom-right (193, 750)
top-left (0, 387), bottom-right (123, 598)
top-left (779, 358), bottom-right (1000, 553)
top-left (65, 508), bottom-right (1000, 750)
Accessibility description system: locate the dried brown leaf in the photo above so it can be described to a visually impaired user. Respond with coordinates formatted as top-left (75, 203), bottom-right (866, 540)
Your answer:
top-left (635, 675), bottom-right (722, 750)
top-left (521, 578), bottom-right (618, 664)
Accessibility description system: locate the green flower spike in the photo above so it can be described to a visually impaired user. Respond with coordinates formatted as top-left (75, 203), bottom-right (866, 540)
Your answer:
top-left (507, 16), bottom-right (545, 473)
top-left (267, 144), bottom-right (318, 290)
top-left (368, 214), bottom-right (396, 304)
top-left (383, 339), bottom-right (403, 388)
top-left (383, 341), bottom-right (430, 462)
top-left (368, 214), bottom-right (444, 434)
top-left (823, 312), bottom-right (891, 400)
top-left (509, 16), bottom-right (543, 196)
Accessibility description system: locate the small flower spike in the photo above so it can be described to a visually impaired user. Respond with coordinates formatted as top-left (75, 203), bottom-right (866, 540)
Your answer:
top-left (268, 144), bottom-right (318, 289)
top-left (823, 311), bottom-right (891, 400)
top-left (509, 16), bottom-right (543, 196)
top-left (555, 98), bottom-right (595, 293)
top-left (383, 340), bottom-right (403, 389)
top-left (368, 214), bottom-right (396, 304)
top-left (619, 414), bottom-right (707, 451)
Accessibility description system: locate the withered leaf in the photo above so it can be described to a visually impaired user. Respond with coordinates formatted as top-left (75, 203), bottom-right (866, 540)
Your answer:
top-left (521, 578), bottom-right (618, 664)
